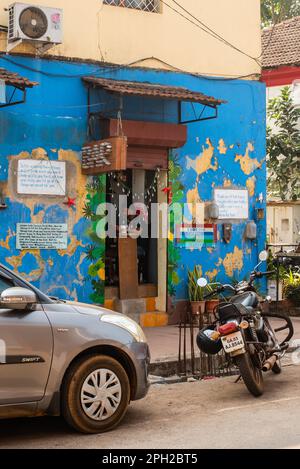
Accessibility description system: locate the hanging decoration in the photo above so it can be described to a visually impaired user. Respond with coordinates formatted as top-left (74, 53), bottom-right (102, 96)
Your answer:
top-left (107, 167), bottom-right (163, 213)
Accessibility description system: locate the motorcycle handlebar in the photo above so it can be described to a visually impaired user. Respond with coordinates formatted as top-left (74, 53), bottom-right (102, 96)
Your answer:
top-left (203, 270), bottom-right (276, 299)
top-left (203, 284), bottom-right (235, 299)
top-left (253, 270), bottom-right (276, 278)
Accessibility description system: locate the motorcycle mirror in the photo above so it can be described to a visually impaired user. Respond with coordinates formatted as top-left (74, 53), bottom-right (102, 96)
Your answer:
top-left (259, 250), bottom-right (268, 262)
top-left (197, 278), bottom-right (208, 288)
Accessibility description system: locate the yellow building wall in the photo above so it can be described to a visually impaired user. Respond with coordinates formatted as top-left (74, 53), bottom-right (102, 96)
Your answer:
top-left (0, 0), bottom-right (261, 77)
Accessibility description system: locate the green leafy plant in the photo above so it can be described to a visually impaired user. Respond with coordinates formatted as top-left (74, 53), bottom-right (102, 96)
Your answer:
top-left (267, 250), bottom-right (287, 280)
top-left (167, 151), bottom-right (184, 298)
top-left (83, 175), bottom-right (106, 304)
top-left (283, 268), bottom-right (300, 304)
top-left (188, 266), bottom-right (206, 301)
top-left (261, 0), bottom-right (300, 27)
top-left (206, 283), bottom-right (220, 300)
top-left (267, 86), bottom-right (300, 201)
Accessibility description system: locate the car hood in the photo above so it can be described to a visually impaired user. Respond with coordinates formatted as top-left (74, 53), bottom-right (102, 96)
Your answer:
top-left (64, 300), bottom-right (118, 317)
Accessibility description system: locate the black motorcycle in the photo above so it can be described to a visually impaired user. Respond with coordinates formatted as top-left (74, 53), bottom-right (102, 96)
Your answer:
top-left (196, 250), bottom-right (294, 397)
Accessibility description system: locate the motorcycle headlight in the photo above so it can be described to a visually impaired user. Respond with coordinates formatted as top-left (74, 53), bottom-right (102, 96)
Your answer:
top-left (100, 314), bottom-right (147, 343)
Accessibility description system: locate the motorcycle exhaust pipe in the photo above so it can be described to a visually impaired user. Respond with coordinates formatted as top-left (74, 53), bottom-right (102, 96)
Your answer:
top-left (262, 354), bottom-right (278, 372)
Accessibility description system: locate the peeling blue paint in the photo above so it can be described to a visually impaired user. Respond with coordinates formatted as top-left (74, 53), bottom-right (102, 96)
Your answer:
top-left (0, 55), bottom-right (266, 305)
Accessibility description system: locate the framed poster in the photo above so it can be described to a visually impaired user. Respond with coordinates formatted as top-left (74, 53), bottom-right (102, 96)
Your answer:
top-left (17, 160), bottom-right (66, 196)
top-left (214, 189), bottom-right (249, 220)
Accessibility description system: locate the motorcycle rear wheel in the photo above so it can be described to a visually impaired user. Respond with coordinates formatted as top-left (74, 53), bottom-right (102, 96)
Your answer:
top-left (235, 353), bottom-right (264, 397)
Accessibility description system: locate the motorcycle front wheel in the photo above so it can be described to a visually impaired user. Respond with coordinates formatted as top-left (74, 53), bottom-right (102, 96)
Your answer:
top-left (235, 352), bottom-right (264, 397)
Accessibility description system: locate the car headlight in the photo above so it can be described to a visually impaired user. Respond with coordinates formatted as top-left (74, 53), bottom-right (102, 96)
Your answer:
top-left (100, 314), bottom-right (147, 343)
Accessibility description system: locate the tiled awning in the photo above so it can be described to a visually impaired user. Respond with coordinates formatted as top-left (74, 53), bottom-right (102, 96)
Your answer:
top-left (82, 77), bottom-right (225, 106)
top-left (0, 68), bottom-right (38, 89)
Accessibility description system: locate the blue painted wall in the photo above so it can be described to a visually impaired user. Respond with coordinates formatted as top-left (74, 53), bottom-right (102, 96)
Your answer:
top-left (0, 55), bottom-right (266, 305)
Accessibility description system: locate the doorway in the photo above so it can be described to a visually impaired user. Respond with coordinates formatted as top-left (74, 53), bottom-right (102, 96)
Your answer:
top-left (105, 168), bottom-right (160, 300)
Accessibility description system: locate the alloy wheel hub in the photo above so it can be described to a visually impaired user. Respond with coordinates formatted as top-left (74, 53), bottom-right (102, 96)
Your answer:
top-left (80, 368), bottom-right (122, 421)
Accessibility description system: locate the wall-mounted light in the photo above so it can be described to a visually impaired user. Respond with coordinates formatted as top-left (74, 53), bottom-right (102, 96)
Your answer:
top-left (245, 220), bottom-right (257, 240)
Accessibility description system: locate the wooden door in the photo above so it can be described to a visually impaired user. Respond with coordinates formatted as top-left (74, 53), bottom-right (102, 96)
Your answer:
top-left (118, 237), bottom-right (139, 300)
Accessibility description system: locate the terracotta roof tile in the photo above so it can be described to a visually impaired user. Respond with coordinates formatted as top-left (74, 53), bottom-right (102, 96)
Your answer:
top-left (0, 68), bottom-right (38, 88)
top-left (262, 16), bottom-right (300, 68)
top-left (82, 77), bottom-right (226, 106)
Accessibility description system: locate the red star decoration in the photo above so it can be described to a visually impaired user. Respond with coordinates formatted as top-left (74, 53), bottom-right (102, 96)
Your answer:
top-left (162, 187), bottom-right (172, 203)
top-left (162, 187), bottom-right (171, 194)
top-left (64, 197), bottom-right (76, 208)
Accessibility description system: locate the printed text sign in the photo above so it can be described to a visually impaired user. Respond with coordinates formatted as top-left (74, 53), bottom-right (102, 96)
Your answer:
top-left (214, 189), bottom-right (249, 219)
top-left (16, 224), bottom-right (68, 250)
top-left (17, 160), bottom-right (66, 196)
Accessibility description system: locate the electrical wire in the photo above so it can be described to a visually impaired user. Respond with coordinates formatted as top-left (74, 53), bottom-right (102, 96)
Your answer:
top-left (0, 53), bottom-right (260, 83)
top-left (159, 0), bottom-right (261, 64)
top-left (168, 0), bottom-right (261, 62)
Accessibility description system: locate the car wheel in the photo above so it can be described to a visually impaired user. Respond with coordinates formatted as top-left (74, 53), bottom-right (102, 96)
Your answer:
top-left (62, 354), bottom-right (130, 434)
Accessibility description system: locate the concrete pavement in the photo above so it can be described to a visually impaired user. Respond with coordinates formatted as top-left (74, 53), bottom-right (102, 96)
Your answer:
top-left (1, 363), bottom-right (300, 449)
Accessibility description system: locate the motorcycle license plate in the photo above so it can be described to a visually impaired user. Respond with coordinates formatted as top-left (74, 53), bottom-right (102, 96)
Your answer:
top-left (221, 331), bottom-right (244, 353)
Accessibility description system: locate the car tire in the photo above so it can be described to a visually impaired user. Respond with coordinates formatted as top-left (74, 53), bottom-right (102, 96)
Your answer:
top-left (62, 354), bottom-right (130, 434)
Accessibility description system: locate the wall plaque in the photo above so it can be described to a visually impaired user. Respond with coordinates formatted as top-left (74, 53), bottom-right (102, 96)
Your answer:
top-left (214, 189), bottom-right (249, 220)
top-left (17, 160), bottom-right (66, 196)
top-left (16, 223), bottom-right (68, 250)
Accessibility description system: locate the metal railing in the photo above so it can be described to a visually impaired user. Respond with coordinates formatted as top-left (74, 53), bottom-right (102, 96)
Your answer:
top-left (178, 310), bottom-right (238, 379)
top-left (104, 0), bottom-right (161, 13)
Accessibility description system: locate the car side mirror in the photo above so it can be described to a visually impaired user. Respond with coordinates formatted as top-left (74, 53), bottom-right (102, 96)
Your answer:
top-left (0, 287), bottom-right (37, 310)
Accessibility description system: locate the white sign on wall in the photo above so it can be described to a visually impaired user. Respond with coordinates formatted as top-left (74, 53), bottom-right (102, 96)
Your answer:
top-left (16, 223), bottom-right (68, 250)
top-left (17, 160), bottom-right (66, 196)
top-left (214, 189), bottom-right (249, 220)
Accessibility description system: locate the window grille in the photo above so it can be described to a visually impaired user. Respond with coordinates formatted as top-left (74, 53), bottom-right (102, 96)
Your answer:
top-left (103, 0), bottom-right (160, 14)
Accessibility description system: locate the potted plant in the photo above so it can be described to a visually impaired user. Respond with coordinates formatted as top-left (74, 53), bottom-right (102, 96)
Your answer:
top-left (283, 269), bottom-right (300, 306)
top-left (188, 266), bottom-right (206, 316)
top-left (205, 279), bottom-right (220, 314)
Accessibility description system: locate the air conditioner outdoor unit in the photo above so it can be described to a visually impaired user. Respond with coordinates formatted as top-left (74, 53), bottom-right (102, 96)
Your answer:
top-left (7, 2), bottom-right (63, 51)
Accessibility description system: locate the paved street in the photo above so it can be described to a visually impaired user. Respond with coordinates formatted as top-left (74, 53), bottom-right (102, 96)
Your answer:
top-left (1, 363), bottom-right (300, 449)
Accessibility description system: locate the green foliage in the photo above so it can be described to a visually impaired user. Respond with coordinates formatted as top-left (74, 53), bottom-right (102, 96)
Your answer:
top-left (167, 152), bottom-right (184, 298)
top-left (88, 259), bottom-right (105, 278)
top-left (267, 250), bottom-right (287, 280)
top-left (267, 86), bottom-right (300, 200)
top-left (206, 281), bottom-right (220, 300)
top-left (261, 0), bottom-right (300, 27)
top-left (84, 175), bottom-right (106, 304)
top-left (283, 268), bottom-right (300, 304)
top-left (188, 266), bottom-right (206, 301)
top-left (168, 241), bottom-right (181, 297)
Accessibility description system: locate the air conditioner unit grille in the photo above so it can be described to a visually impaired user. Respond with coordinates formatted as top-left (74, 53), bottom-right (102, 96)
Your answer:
top-left (19, 7), bottom-right (48, 39)
top-left (7, 3), bottom-right (63, 48)
top-left (8, 6), bottom-right (15, 39)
